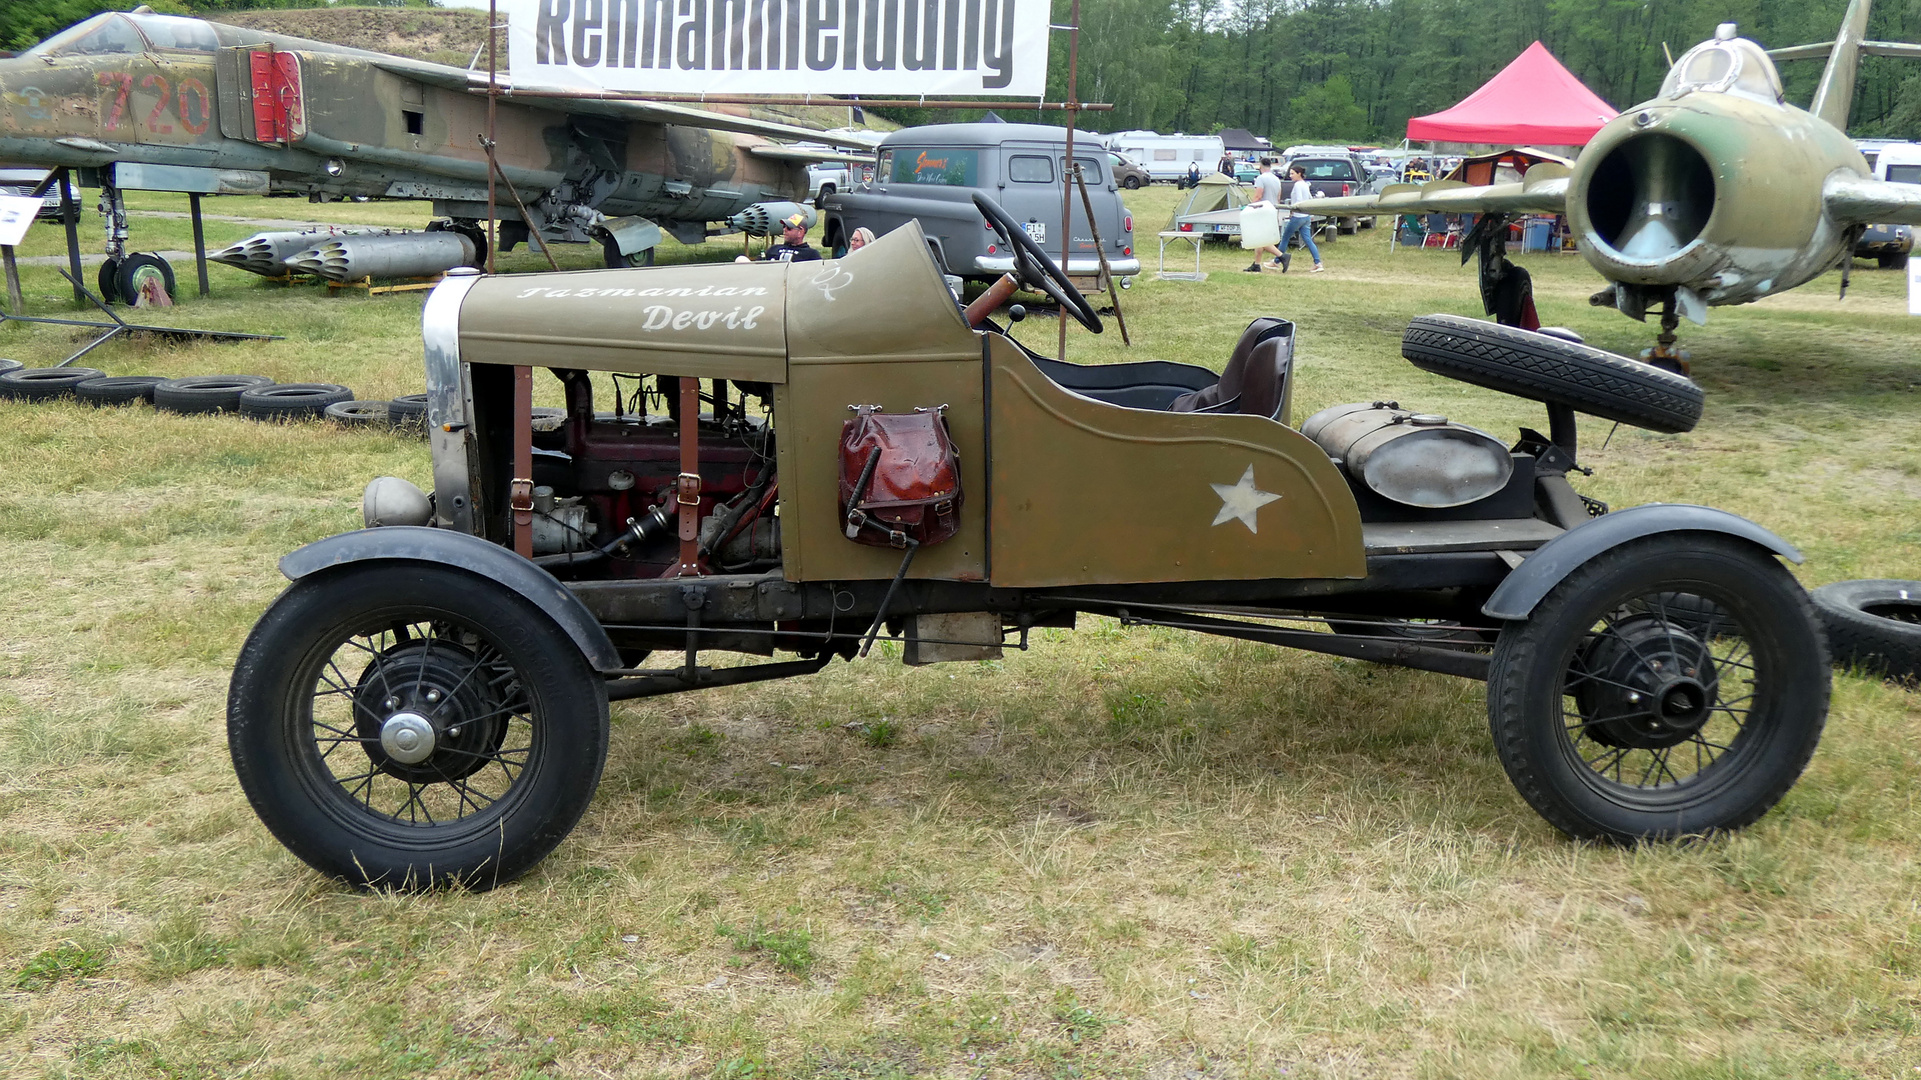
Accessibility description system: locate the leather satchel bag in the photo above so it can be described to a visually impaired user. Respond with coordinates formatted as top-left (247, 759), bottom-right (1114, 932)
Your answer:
top-left (839, 405), bottom-right (962, 549)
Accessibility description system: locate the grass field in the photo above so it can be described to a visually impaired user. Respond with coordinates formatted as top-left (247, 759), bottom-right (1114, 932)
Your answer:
top-left (2, 185), bottom-right (1920, 1079)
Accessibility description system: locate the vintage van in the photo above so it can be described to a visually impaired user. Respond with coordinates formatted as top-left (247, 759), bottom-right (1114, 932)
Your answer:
top-left (819, 123), bottom-right (1139, 285)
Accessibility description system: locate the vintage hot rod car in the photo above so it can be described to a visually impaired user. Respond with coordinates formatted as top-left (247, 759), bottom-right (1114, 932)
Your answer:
top-left (228, 196), bottom-right (1829, 890)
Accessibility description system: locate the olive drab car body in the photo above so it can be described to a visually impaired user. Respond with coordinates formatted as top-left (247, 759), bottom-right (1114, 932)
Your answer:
top-left (437, 226), bottom-right (1359, 586)
top-left (0, 9), bottom-right (876, 292)
top-left (231, 197), bottom-right (1832, 894)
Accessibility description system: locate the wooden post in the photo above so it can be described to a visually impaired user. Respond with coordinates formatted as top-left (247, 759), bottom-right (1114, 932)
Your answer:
top-left (189, 192), bottom-right (210, 298)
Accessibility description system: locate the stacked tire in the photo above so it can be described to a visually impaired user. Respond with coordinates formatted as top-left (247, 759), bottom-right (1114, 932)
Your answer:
top-left (325, 400), bottom-right (390, 428)
top-left (238, 383), bottom-right (354, 421)
top-left (76, 375), bottom-right (167, 406)
top-left (0, 367), bottom-right (108, 401)
top-left (1812, 580), bottom-right (1921, 683)
top-left (154, 375), bottom-right (274, 415)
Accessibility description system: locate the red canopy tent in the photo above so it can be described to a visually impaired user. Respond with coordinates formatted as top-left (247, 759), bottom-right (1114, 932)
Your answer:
top-left (1408, 42), bottom-right (1616, 149)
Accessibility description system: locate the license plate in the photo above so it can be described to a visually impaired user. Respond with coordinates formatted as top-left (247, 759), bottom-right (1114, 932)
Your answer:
top-left (1022, 221), bottom-right (1046, 243)
top-left (1214, 224), bottom-right (1232, 233)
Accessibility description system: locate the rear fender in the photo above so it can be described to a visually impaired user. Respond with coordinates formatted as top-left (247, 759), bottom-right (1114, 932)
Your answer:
top-left (1481, 504), bottom-right (1803, 620)
top-left (278, 526), bottom-right (622, 672)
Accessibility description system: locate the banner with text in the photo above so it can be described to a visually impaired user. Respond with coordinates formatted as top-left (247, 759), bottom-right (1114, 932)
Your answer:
top-left (504, 0), bottom-right (1051, 97)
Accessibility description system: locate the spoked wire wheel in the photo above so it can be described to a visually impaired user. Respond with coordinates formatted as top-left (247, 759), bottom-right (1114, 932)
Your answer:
top-left (230, 564), bottom-right (608, 890)
top-left (313, 621), bottom-right (529, 828)
top-left (1487, 536), bottom-right (1828, 841)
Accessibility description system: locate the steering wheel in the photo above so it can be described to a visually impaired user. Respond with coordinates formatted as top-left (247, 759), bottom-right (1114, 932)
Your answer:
top-left (970, 192), bottom-right (1102, 334)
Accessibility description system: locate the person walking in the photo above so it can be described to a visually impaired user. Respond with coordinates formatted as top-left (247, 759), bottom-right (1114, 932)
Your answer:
top-left (1218, 149), bottom-right (1237, 177)
top-left (1243, 159), bottom-right (1286, 273)
top-left (1276, 164), bottom-right (1325, 273)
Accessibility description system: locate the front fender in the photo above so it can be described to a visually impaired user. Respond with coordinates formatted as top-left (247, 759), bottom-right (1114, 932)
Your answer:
top-left (1481, 504), bottom-right (1803, 620)
top-left (279, 527), bottom-right (622, 672)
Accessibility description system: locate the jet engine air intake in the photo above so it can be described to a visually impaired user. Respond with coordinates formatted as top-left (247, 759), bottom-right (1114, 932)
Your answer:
top-left (1584, 134), bottom-right (1716, 267)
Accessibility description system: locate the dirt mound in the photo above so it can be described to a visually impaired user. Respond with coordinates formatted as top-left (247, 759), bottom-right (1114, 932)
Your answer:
top-left (217, 7), bottom-right (492, 67)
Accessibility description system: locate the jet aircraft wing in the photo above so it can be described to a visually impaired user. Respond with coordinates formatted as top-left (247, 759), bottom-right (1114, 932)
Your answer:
top-left (746, 145), bottom-right (877, 164)
top-left (1299, 169), bottom-right (1571, 218)
top-left (1822, 172), bottom-right (1921, 226)
top-left (365, 58), bottom-right (878, 149)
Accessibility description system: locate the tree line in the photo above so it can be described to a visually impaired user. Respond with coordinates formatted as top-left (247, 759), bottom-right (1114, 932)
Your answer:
top-left (893, 0), bottom-right (1921, 143)
top-left (7, 0), bottom-right (1920, 141)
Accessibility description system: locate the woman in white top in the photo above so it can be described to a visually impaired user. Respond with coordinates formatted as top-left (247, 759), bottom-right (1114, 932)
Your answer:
top-left (1276, 165), bottom-right (1325, 273)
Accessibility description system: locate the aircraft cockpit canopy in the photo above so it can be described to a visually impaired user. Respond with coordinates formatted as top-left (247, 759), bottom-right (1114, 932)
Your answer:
top-left (1660, 31), bottom-right (1785, 105)
top-left (24, 12), bottom-right (220, 58)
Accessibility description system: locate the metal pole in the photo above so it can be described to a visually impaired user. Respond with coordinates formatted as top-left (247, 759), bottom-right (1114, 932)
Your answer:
top-left (1057, 0), bottom-right (1081, 360)
top-left (494, 90), bottom-right (1113, 111)
top-left (188, 192), bottom-right (210, 298)
top-left (2, 246), bottom-right (22, 314)
top-left (58, 169), bottom-right (84, 305)
top-left (486, 0), bottom-right (499, 275)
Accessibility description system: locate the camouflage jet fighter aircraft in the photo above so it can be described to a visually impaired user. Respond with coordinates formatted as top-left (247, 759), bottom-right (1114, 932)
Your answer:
top-left (0, 7), bottom-right (874, 302)
top-left (1305, 0), bottom-right (1921, 368)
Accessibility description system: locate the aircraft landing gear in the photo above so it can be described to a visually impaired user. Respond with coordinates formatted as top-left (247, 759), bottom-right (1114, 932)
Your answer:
top-left (1639, 308), bottom-right (1691, 376)
top-left (92, 176), bottom-right (176, 305)
top-left (1590, 283), bottom-right (1693, 376)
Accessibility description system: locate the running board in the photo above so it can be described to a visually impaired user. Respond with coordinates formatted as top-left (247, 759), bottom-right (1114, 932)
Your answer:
top-left (1113, 608), bottom-right (1491, 680)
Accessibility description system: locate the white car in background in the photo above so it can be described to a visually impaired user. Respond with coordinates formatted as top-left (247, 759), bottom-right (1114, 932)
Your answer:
top-left (0, 166), bottom-right (72, 218)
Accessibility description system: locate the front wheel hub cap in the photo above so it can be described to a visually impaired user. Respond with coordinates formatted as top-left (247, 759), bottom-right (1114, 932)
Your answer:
top-left (1572, 613), bottom-right (1719, 750)
top-left (379, 711), bottom-right (437, 765)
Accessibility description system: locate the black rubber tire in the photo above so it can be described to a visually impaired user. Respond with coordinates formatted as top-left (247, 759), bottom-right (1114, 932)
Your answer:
top-left (387, 393), bottom-right (428, 430)
top-left (1402, 313), bottom-right (1705, 434)
top-left (116, 253), bottom-right (176, 306)
top-left (97, 258), bottom-right (121, 305)
top-left (1122, 176), bottom-right (1142, 190)
top-left (1487, 534), bottom-right (1829, 842)
top-left (75, 374), bottom-right (166, 406)
top-left (0, 366), bottom-right (107, 401)
top-left (326, 400), bottom-right (390, 427)
top-left (0, 359), bottom-right (20, 376)
top-left (1810, 579), bottom-right (1921, 682)
top-left (239, 383), bottom-right (354, 421)
top-left (227, 563), bottom-right (610, 890)
top-left (599, 236), bottom-right (656, 269)
top-left (154, 375), bottom-right (275, 415)
top-left (1878, 253), bottom-right (1908, 270)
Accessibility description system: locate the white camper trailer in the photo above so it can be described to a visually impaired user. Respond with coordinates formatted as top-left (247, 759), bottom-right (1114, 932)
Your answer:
top-left (1107, 131), bottom-right (1228, 183)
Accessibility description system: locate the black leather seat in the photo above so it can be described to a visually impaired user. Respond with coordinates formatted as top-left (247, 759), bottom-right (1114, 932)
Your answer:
top-left (1170, 317), bottom-right (1295, 423)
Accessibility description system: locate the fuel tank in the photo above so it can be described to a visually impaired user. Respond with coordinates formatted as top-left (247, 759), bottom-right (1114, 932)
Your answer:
top-left (1301, 403), bottom-right (1512, 509)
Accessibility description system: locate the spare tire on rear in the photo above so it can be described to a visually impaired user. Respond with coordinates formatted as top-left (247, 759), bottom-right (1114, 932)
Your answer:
top-left (239, 383), bottom-right (354, 421)
top-left (1401, 314), bottom-right (1703, 434)
top-left (155, 375), bottom-right (274, 414)
top-left (0, 366), bottom-right (108, 401)
top-left (1810, 579), bottom-right (1921, 682)
top-left (76, 375), bottom-right (167, 406)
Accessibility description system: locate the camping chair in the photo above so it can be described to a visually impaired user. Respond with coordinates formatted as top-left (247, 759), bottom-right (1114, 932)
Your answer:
top-left (1420, 213), bottom-right (1461, 249)
top-left (1391, 213), bottom-right (1426, 252)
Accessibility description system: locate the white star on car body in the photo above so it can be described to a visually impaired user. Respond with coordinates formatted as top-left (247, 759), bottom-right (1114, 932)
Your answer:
top-left (1211, 465), bottom-right (1282, 533)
